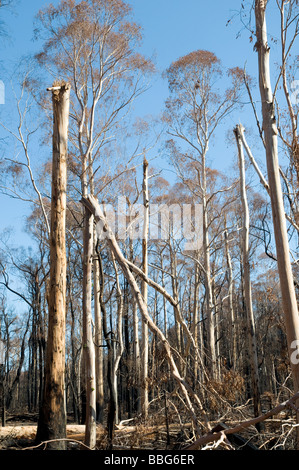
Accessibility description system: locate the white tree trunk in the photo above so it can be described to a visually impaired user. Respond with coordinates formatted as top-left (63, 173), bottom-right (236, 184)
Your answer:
top-left (234, 124), bottom-right (261, 420)
top-left (82, 209), bottom-right (97, 449)
top-left (201, 146), bottom-right (216, 378)
top-left (255, 0), bottom-right (299, 442)
top-left (111, 252), bottom-right (124, 426)
top-left (202, 194), bottom-right (216, 378)
top-left (224, 229), bottom-right (236, 369)
top-left (93, 240), bottom-right (104, 423)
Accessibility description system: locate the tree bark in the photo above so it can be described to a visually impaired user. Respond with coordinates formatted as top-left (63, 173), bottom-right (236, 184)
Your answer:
top-left (201, 148), bottom-right (216, 379)
top-left (255, 0), bottom-right (299, 444)
top-left (82, 208), bottom-right (97, 449)
top-left (111, 251), bottom-right (124, 426)
top-left (93, 239), bottom-right (104, 424)
top-left (234, 124), bottom-right (262, 422)
top-left (224, 228), bottom-right (236, 369)
top-left (96, 246), bottom-right (116, 448)
top-left (141, 157), bottom-right (149, 418)
top-left (36, 82), bottom-right (70, 450)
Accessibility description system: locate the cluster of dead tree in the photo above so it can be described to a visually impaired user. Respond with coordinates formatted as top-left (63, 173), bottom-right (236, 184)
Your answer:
top-left (0, 0), bottom-right (299, 451)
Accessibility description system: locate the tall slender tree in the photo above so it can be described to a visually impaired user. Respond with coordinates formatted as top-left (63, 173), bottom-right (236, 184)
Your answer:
top-left (234, 124), bottom-right (261, 421)
top-left (141, 156), bottom-right (149, 417)
top-left (164, 51), bottom-right (243, 377)
top-left (255, 0), bottom-right (299, 444)
top-left (35, 82), bottom-right (70, 449)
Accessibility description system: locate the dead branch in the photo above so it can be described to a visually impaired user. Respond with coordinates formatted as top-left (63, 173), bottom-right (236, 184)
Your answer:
top-left (81, 194), bottom-right (209, 436)
top-left (184, 391), bottom-right (299, 450)
top-left (22, 438), bottom-right (92, 451)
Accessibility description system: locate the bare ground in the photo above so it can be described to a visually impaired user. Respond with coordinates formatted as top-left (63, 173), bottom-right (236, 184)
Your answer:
top-left (0, 421), bottom-right (190, 450)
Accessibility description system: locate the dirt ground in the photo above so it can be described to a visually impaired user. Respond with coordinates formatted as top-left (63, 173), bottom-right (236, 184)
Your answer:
top-left (0, 424), bottom-right (85, 440)
top-left (0, 419), bottom-right (191, 450)
top-left (0, 424), bottom-right (106, 450)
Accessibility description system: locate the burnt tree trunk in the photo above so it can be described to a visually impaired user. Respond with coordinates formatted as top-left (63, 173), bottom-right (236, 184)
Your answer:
top-left (36, 82), bottom-right (70, 450)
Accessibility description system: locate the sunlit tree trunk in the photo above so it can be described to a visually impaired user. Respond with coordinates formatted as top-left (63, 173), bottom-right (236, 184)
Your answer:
top-left (202, 149), bottom-right (216, 379)
top-left (93, 240), bottom-right (104, 424)
top-left (169, 241), bottom-right (183, 372)
top-left (111, 252), bottom-right (124, 426)
top-left (192, 260), bottom-right (200, 384)
top-left (82, 205), bottom-right (96, 449)
top-left (224, 228), bottom-right (236, 369)
top-left (132, 282), bottom-right (141, 413)
top-left (255, 0), bottom-right (299, 444)
top-left (81, 153), bottom-right (96, 448)
top-left (234, 124), bottom-right (261, 422)
top-left (141, 157), bottom-right (149, 418)
top-left (36, 82), bottom-right (70, 450)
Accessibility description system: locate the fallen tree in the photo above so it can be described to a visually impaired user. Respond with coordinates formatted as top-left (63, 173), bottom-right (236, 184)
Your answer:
top-left (81, 194), bottom-right (210, 436)
top-left (184, 391), bottom-right (299, 450)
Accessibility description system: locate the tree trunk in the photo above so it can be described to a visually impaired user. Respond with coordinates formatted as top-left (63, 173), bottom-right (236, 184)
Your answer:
top-left (169, 241), bottom-right (183, 372)
top-left (81, 147), bottom-right (97, 448)
top-left (190, 260), bottom-right (200, 384)
top-left (255, 0), bottom-right (299, 444)
top-left (201, 147), bottom-right (216, 378)
top-left (36, 82), bottom-right (70, 449)
top-left (0, 363), bottom-right (5, 427)
top-left (96, 246), bottom-right (117, 448)
top-left (224, 228), bottom-right (236, 369)
top-left (132, 294), bottom-right (140, 413)
top-left (202, 194), bottom-right (216, 378)
top-left (93, 240), bottom-right (104, 424)
top-left (234, 124), bottom-right (262, 422)
top-left (141, 157), bottom-right (149, 418)
top-left (82, 208), bottom-right (97, 449)
top-left (111, 252), bottom-right (124, 426)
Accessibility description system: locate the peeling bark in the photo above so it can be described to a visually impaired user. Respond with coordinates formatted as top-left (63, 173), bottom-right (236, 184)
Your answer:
top-left (36, 82), bottom-right (70, 450)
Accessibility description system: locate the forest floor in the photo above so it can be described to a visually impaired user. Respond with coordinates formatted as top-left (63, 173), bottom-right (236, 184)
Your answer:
top-left (0, 423), bottom-right (86, 450)
top-left (0, 413), bottom-right (192, 450)
top-left (0, 421), bottom-right (189, 451)
top-left (0, 411), bottom-right (297, 450)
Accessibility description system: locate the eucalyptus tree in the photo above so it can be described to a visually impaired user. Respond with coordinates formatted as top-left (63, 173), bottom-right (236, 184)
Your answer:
top-left (163, 51), bottom-right (243, 378)
top-left (34, 0), bottom-right (154, 446)
top-left (255, 0), bottom-right (299, 445)
top-left (34, 83), bottom-right (70, 450)
top-left (234, 124), bottom-right (261, 422)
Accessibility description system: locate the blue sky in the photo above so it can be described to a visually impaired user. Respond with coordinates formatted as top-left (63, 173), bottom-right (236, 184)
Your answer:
top-left (0, 0), bottom-right (283, 250)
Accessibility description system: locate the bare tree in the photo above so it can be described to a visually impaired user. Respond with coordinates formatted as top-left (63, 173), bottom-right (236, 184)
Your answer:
top-left (34, 1), bottom-right (153, 445)
top-left (274, 0), bottom-right (299, 186)
top-left (0, 71), bottom-right (50, 236)
top-left (35, 82), bottom-right (70, 450)
top-left (234, 124), bottom-right (261, 421)
top-left (82, 194), bottom-right (210, 436)
top-left (255, 0), bottom-right (299, 445)
top-left (141, 156), bottom-right (149, 417)
top-left (164, 50), bottom-right (244, 378)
